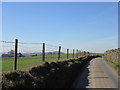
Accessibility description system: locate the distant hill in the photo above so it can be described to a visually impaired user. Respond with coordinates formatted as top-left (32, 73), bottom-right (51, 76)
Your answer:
top-left (1, 51), bottom-right (65, 57)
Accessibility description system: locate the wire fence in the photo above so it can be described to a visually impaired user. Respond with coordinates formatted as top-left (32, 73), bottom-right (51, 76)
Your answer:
top-left (1, 39), bottom-right (90, 73)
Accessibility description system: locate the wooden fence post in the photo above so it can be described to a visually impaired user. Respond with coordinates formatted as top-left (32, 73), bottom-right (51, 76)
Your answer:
top-left (76, 49), bottom-right (77, 58)
top-left (58, 46), bottom-right (61, 60)
top-left (77, 49), bottom-right (78, 58)
top-left (42, 43), bottom-right (45, 62)
top-left (73, 49), bottom-right (74, 58)
top-left (82, 51), bottom-right (84, 56)
top-left (14, 39), bottom-right (18, 71)
top-left (79, 50), bottom-right (81, 57)
top-left (67, 49), bottom-right (69, 59)
top-left (81, 51), bottom-right (83, 56)
top-left (84, 51), bottom-right (86, 55)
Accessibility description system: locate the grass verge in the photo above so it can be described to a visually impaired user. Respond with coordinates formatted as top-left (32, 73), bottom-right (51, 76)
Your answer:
top-left (103, 56), bottom-right (120, 75)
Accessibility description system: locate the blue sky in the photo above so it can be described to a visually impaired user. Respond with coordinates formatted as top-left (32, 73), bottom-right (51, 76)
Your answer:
top-left (2, 2), bottom-right (118, 53)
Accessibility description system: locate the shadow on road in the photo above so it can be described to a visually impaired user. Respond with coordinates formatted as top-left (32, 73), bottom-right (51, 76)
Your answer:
top-left (72, 59), bottom-right (92, 88)
top-left (71, 57), bottom-right (119, 90)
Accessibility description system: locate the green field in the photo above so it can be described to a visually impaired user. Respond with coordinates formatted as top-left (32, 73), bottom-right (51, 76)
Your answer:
top-left (2, 53), bottom-right (81, 73)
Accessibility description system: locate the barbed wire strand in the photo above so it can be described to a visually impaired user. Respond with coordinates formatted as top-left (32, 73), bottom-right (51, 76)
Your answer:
top-left (0, 41), bottom-right (14, 43)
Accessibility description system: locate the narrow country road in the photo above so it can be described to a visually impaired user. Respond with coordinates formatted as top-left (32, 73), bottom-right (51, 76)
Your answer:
top-left (72, 57), bottom-right (118, 88)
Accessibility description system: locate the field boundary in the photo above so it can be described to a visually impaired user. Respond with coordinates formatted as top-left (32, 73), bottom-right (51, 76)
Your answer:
top-left (2, 55), bottom-right (101, 88)
top-left (1, 39), bottom-right (91, 73)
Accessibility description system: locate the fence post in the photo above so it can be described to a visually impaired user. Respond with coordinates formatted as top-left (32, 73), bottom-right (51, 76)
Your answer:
top-left (42, 43), bottom-right (45, 62)
top-left (76, 49), bottom-right (77, 58)
top-left (79, 50), bottom-right (81, 57)
top-left (14, 39), bottom-right (18, 71)
top-left (84, 51), bottom-right (86, 55)
top-left (58, 46), bottom-right (61, 60)
top-left (73, 49), bottom-right (74, 58)
top-left (67, 49), bottom-right (69, 59)
top-left (77, 49), bottom-right (78, 58)
top-left (82, 51), bottom-right (84, 56)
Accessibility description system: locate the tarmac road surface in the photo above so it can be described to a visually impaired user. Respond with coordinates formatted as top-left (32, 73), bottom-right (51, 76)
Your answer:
top-left (72, 57), bottom-right (119, 88)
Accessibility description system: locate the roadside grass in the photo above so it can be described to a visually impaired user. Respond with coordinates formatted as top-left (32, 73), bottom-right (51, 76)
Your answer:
top-left (2, 53), bottom-right (81, 74)
top-left (103, 57), bottom-right (120, 75)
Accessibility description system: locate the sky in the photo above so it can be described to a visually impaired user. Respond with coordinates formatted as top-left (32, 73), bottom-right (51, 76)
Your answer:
top-left (2, 2), bottom-right (118, 53)
top-left (1, 0), bottom-right (119, 2)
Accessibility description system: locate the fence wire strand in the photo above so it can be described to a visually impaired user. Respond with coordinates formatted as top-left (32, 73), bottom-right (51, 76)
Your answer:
top-left (1, 40), bottom-right (88, 73)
